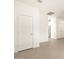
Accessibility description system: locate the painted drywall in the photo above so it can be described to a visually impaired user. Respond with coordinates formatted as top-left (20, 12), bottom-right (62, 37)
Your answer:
top-left (15, 0), bottom-right (64, 43)
top-left (16, 0), bottom-right (64, 42)
top-left (56, 18), bottom-right (64, 38)
top-left (39, 10), bottom-right (48, 42)
top-left (16, 0), bottom-right (64, 18)
top-left (14, 1), bottom-right (40, 52)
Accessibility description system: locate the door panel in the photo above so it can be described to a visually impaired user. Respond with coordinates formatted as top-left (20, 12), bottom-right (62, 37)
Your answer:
top-left (17, 15), bottom-right (33, 51)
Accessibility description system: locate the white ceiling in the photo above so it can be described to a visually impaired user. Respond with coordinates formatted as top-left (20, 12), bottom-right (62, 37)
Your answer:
top-left (16, 0), bottom-right (64, 19)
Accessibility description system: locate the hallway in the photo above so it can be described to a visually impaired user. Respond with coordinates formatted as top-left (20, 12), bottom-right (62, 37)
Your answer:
top-left (14, 39), bottom-right (64, 59)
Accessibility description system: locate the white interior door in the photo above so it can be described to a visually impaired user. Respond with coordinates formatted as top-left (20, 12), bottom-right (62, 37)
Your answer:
top-left (18, 15), bottom-right (33, 51)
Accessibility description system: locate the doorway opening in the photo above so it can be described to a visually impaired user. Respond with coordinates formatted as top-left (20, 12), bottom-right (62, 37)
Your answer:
top-left (48, 16), bottom-right (52, 39)
top-left (47, 13), bottom-right (56, 39)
